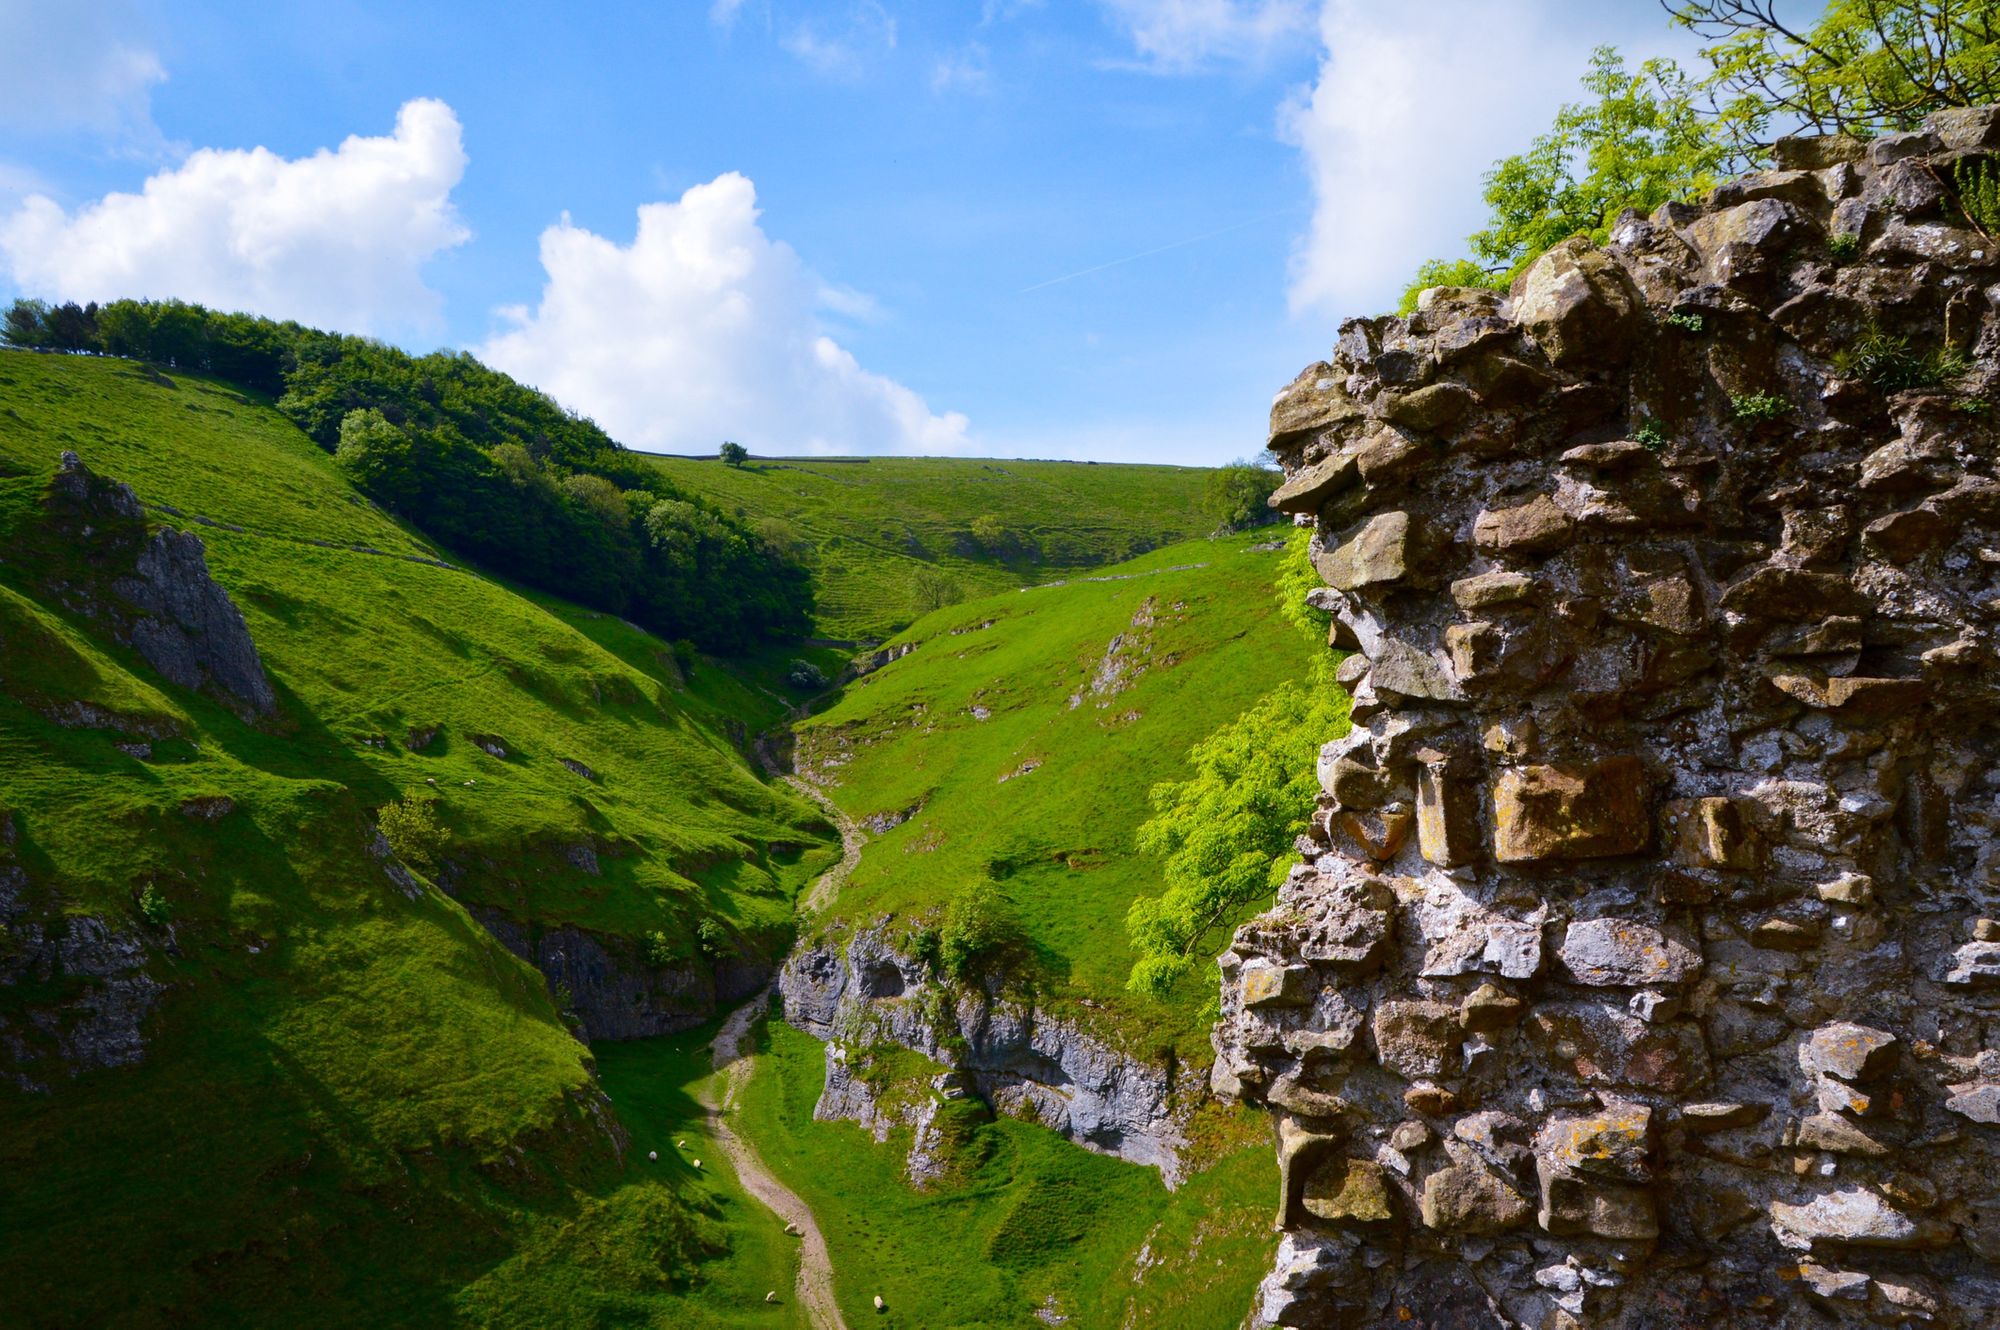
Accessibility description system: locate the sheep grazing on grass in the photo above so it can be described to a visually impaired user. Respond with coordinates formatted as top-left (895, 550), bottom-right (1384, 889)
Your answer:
top-left (647, 1150), bottom-right (657, 1161)
top-left (873, 1295), bottom-right (886, 1312)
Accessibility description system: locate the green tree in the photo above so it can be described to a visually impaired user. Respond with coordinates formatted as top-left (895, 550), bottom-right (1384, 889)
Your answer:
top-left (1202, 461), bottom-right (1282, 533)
top-left (719, 441), bottom-right (749, 467)
top-left (937, 881), bottom-right (1024, 982)
top-left (1123, 531), bottom-right (1350, 999)
top-left (1672, 0), bottom-right (2000, 151)
top-left (908, 565), bottom-right (964, 615)
top-left (378, 796), bottom-right (448, 873)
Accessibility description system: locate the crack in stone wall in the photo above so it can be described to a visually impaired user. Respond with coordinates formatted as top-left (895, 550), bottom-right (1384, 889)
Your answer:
top-left (1214, 110), bottom-right (2000, 1328)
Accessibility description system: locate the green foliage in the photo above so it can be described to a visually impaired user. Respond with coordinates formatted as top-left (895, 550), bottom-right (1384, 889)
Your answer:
top-left (2, 297), bottom-right (814, 652)
top-left (1633, 418), bottom-right (1669, 451)
top-left (937, 881), bottom-right (1025, 981)
top-left (1665, 310), bottom-right (1707, 333)
top-left (738, 1015), bottom-right (1280, 1328)
top-left (646, 453), bottom-right (1219, 640)
top-left (718, 440), bottom-right (748, 467)
top-left (1672, 0), bottom-right (2000, 150)
top-left (1124, 534), bottom-right (1349, 1000)
top-left (1201, 460), bottom-right (1282, 533)
top-left (695, 918), bottom-right (731, 959)
top-left (908, 563), bottom-right (964, 615)
top-left (1395, 259), bottom-right (1507, 316)
top-left (1731, 391), bottom-right (1794, 423)
top-left (1958, 395), bottom-right (1992, 414)
top-left (378, 796), bottom-right (448, 873)
top-left (1832, 328), bottom-right (1970, 390)
top-left (136, 883), bottom-right (172, 927)
top-left (1829, 230), bottom-right (1863, 262)
top-left (1956, 157), bottom-right (2000, 234)
top-left (785, 658), bottom-right (829, 691)
top-left (1426, 47), bottom-right (1732, 294)
top-left (642, 929), bottom-right (677, 967)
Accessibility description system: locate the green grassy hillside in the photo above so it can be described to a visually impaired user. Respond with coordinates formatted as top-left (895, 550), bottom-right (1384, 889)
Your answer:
top-left (792, 529), bottom-right (1316, 1056)
top-left (0, 350), bottom-right (834, 1323)
top-left (646, 454), bottom-right (1218, 641)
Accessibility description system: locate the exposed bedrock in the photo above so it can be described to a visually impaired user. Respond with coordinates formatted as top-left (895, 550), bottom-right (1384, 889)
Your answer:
top-left (1221, 111), bottom-right (2000, 1328)
top-left (780, 925), bottom-right (1197, 1183)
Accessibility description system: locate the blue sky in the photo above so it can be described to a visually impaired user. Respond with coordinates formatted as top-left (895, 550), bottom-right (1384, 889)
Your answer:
top-left (0, 0), bottom-right (1693, 464)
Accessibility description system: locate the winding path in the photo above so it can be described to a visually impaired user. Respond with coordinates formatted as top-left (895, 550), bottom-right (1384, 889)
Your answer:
top-left (703, 989), bottom-right (849, 1330)
top-left (782, 775), bottom-right (864, 914)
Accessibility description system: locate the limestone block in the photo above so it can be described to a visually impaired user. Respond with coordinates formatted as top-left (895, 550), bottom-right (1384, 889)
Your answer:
top-left (1801, 1023), bottom-right (1899, 1084)
top-left (1557, 918), bottom-right (1703, 987)
top-left (1383, 382), bottom-right (1475, 431)
top-left (1511, 237), bottom-right (1642, 367)
top-left (1492, 757), bottom-right (1649, 863)
top-left (1301, 1156), bottom-right (1394, 1226)
top-left (1268, 361), bottom-right (1359, 451)
top-left (1537, 1172), bottom-right (1659, 1239)
top-left (1372, 1000), bottom-right (1460, 1080)
top-left (1472, 494), bottom-right (1573, 557)
top-left (1525, 1003), bottom-right (1711, 1093)
top-left (1451, 570), bottom-right (1533, 610)
top-left (1312, 511), bottom-right (1415, 592)
top-left (1415, 762), bottom-right (1481, 867)
top-left (1269, 451), bottom-right (1358, 514)
top-left (1242, 959), bottom-right (1314, 1009)
top-left (1770, 1188), bottom-right (1950, 1250)
top-left (1419, 1164), bottom-right (1531, 1234)
top-left (1665, 797), bottom-right (1760, 871)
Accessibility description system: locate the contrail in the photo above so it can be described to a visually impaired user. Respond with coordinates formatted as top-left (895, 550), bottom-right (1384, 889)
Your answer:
top-left (1016, 203), bottom-right (1305, 294)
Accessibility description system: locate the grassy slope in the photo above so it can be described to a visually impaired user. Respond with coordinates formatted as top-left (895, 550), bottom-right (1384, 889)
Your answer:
top-left (646, 454), bottom-right (1216, 641)
top-left (0, 351), bottom-right (832, 1323)
top-left (794, 530), bottom-right (1316, 1056)
top-left (740, 1015), bottom-right (1278, 1330)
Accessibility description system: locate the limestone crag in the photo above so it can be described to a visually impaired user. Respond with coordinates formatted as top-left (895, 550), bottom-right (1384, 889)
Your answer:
top-left (472, 908), bottom-right (767, 1043)
top-left (40, 452), bottom-right (278, 720)
top-left (781, 925), bottom-right (1196, 1183)
top-left (1220, 109), bottom-right (2000, 1328)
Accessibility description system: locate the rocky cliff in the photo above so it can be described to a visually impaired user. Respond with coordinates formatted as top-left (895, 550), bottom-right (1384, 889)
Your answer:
top-left (781, 925), bottom-right (1197, 1182)
top-left (1219, 109), bottom-right (2000, 1328)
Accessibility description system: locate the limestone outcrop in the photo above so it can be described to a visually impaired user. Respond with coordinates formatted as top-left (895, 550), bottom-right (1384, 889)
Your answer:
top-left (40, 452), bottom-right (278, 720)
top-left (1220, 109), bottom-right (2000, 1328)
top-left (781, 925), bottom-right (1196, 1182)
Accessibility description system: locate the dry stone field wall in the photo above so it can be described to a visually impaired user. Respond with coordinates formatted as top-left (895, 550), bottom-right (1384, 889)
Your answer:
top-left (1217, 109), bottom-right (2000, 1328)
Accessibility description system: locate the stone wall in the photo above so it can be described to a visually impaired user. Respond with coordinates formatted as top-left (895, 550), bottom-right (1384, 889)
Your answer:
top-left (1215, 109), bottom-right (2000, 1328)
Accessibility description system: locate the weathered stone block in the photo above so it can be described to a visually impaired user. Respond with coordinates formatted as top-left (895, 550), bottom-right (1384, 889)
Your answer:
top-left (1537, 1173), bottom-right (1658, 1239)
top-left (1557, 918), bottom-right (1703, 988)
top-left (1268, 361), bottom-right (1358, 451)
top-left (1512, 237), bottom-right (1642, 367)
top-left (1416, 762), bottom-right (1481, 868)
top-left (1269, 451), bottom-right (1358, 514)
top-left (1770, 1188), bottom-right (1951, 1250)
top-left (1472, 494), bottom-right (1572, 557)
top-left (1525, 1003), bottom-right (1711, 1092)
top-left (1492, 757), bottom-right (1649, 863)
top-left (1419, 1164), bottom-right (1531, 1234)
top-left (1665, 797), bottom-right (1760, 871)
top-left (1451, 570), bottom-right (1533, 610)
top-left (1383, 382), bottom-right (1475, 431)
top-left (1242, 959), bottom-right (1313, 1009)
top-left (1372, 1000), bottom-right (1460, 1080)
top-left (1301, 1156), bottom-right (1394, 1226)
top-left (1312, 511), bottom-right (1415, 592)
top-left (1801, 1023), bottom-right (1898, 1084)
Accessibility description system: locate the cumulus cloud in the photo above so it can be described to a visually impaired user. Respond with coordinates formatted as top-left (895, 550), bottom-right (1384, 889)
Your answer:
top-left (1284, 0), bottom-right (1691, 318)
top-left (478, 172), bottom-right (971, 457)
top-left (0, 99), bottom-right (470, 335)
top-left (0, 2), bottom-right (167, 147)
top-left (1099, 0), bottom-right (1313, 71)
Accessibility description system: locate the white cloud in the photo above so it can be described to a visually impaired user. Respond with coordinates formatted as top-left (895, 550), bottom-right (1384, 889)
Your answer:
top-left (930, 45), bottom-right (993, 95)
top-left (1284, 0), bottom-right (1693, 319)
top-left (0, 2), bottom-right (167, 147)
top-left (478, 172), bottom-right (971, 457)
top-left (710, 0), bottom-right (750, 29)
top-left (781, 1), bottom-right (898, 78)
top-left (1100, 0), bottom-right (1313, 71)
top-left (0, 99), bottom-right (470, 335)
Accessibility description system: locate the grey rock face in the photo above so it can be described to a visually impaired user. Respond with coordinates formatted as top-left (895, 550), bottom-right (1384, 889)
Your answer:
top-left (472, 909), bottom-right (769, 1042)
top-left (1224, 113), bottom-right (2000, 1329)
top-left (42, 452), bottom-right (278, 719)
top-left (779, 926), bottom-right (1194, 1183)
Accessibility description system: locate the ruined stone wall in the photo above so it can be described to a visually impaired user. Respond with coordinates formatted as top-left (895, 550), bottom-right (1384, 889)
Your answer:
top-left (1215, 108), bottom-right (2000, 1328)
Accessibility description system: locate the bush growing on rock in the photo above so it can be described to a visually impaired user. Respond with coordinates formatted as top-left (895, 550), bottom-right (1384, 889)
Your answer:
top-left (937, 881), bottom-right (1024, 982)
top-left (136, 883), bottom-right (171, 927)
top-left (378, 797), bottom-right (447, 874)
